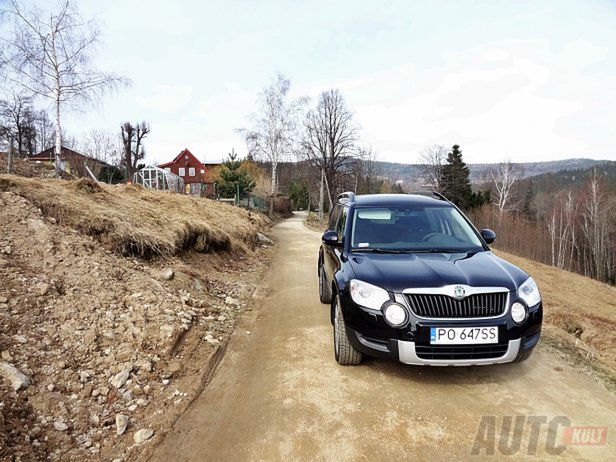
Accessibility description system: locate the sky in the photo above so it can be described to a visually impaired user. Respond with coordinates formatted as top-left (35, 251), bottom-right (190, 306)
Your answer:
top-left (12, 0), bottom-right (616, 164)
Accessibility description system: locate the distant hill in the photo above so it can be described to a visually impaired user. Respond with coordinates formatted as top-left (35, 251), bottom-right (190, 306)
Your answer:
top-left (375, 158), bottom-right (612, 189)
top-left (519, 161), bottom-right (616, 195)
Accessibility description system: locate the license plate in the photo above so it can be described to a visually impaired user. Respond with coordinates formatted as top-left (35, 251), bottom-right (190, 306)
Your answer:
top-left (430, 326), bottom-right (498, 345)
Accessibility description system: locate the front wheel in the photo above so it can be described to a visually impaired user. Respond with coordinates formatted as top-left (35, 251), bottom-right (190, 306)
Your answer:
top-left (333, 294), bottom-right (362, 365)
top-left (319, 265), bottom-right (332, 304)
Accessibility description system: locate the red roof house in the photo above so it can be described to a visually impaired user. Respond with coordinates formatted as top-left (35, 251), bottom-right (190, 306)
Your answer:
top-left (158, 148), bottom-right (220, 196)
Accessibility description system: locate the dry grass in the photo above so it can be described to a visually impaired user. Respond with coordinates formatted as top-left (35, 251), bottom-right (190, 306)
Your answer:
top-left (495, 249), bottom-right (616, 382)
top-left (304, 212), bottom-right (329, 233)
top-left (0, 175), bottom-right (269, 259)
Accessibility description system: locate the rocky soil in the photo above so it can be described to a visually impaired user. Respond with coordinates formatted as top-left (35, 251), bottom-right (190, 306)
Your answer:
top-left (0, 186), bottom-right (273, 461)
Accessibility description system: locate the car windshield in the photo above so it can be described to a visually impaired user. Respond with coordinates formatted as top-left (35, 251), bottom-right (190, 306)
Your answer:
top-left (350, 205), bottom-right (484, 252)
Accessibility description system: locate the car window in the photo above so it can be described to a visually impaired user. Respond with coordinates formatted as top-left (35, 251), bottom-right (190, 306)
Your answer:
top-left (350, 205), bottom-right (483, 252)
top-left (328, 205), bottom-right (341, 230)
top-left (336, 207), bottom-right (348, 238)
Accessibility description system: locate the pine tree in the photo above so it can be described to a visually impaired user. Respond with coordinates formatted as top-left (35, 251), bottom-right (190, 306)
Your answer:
top-left (217, 152), bottom-right (256, 199)
top-left (440, 144), bottom-right (473, 209)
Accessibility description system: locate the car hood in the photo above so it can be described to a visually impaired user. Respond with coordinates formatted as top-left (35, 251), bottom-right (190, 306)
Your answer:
top-left (347, 251), bottom-right (528, 293)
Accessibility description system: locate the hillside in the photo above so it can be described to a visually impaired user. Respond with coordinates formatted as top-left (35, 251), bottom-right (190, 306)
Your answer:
top-left (495, 249), bottom-right (616, 383)
top-left (0, 175), bottom-right (272, 461)
top-left (374, 158), bottom-right (612, 188)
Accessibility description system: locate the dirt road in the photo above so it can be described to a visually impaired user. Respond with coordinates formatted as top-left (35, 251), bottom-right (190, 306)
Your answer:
top-left (151, 213), bottom-right (615, 461)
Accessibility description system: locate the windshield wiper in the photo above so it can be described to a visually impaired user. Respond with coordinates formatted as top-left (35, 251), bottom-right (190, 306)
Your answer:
top-left (352, 248), bottom-right (406, 254)
top-left (353, 248), bottom-right (470, 254)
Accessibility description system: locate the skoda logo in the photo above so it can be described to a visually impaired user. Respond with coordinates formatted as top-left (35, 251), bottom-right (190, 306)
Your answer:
top-left (453, 285), bottom-right (466, 299)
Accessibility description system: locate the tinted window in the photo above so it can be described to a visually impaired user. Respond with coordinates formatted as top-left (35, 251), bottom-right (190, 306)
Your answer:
top-left (328, 205), bottom-right (341, 230)
top-left (336, 207), bottom-right (348, 238)
top-left (350, 205), bottom-right (483, 252)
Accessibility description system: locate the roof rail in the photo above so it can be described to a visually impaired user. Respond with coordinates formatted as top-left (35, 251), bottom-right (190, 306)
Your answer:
top-left (431, 191), bottom-right (450, 202)
top-left (337, 191), bottom-right (356, 204)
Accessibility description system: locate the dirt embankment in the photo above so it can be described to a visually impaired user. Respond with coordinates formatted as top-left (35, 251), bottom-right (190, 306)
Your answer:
top-left (0, 175), bottom-right (273, 461)
top-left (495, 250), bottom-right (616, 384)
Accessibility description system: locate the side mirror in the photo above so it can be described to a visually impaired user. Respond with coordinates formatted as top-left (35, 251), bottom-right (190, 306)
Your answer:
top-left (481, 229), bottom-right (496, 244)
top-left (322, 230), bottom-right (341, 246)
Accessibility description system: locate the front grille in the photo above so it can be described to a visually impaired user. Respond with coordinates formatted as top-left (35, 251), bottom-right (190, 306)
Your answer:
top-left (415, 343), bottom-right (509, 360)
top-left (405, 292), bottom-right (508, 318)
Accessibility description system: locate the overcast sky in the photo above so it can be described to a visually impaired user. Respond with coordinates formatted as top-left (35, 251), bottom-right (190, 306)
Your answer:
top-left (20, 0), bottom-right (616, 164)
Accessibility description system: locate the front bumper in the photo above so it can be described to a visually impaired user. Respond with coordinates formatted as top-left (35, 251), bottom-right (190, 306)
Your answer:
top-left (397, 338), bottom-right (520, 366)
top-left (340, 290), bottom-right (542, 366)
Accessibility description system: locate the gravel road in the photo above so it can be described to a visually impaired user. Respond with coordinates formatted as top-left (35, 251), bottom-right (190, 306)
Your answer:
top-left (151, 212), bottom-right (615, 461)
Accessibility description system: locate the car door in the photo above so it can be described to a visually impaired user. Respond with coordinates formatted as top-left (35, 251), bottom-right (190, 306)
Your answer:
top-left (325, 205), bottom-right (347, 283)
top-left (323, 205), bottom-right (341, 280)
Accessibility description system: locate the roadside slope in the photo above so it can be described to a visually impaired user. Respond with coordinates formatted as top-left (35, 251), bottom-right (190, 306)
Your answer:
top-left (0, 175), bottom-right (272, 461)
top-left (495, 250), bottom-right (616, 383)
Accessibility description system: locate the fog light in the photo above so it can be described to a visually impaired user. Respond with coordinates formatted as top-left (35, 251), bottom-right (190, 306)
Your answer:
top-left (382, 303), bottom-right (408, 327)
top-left (511, 302), bottom-right (527, 324)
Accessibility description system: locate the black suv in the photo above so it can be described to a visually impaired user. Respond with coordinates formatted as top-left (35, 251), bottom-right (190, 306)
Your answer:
top-left (318, 192), bottom-right (542, 366)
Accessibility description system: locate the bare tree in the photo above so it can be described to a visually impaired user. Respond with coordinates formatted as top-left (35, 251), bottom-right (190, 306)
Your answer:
top-left (0, 92), bottom-right (37, 156)
top-left (490, 161), bottom-right (522, 220)
top-left (241, 74), bottom-right (304, 215)
top-left (418, 144), bottom-right (447, 191)
top-left (355, 146), bottom-right (382, 194)
top-left (0, 0), bottom-right (128, 177)
top-left (301, 89), bottom-right (358, 201)
top-left (33, 109), bottom-right (54, 152)
top-left (120, 121), bottom-right (150, 180)
top-left (581, 169), bottom-right (611, 281)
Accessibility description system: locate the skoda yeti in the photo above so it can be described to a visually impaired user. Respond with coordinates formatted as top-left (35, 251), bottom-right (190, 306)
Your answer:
top-left (318, 192), bottom-right (542, 366)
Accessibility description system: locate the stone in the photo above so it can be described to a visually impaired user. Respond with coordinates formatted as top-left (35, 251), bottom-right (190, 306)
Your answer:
top-left (115, 414), bottom-right (128, 436)
top-left (225, 296), bottom-right (240, 306)
top-left (206, 338), bottom-right (220, 345)
top-left (37, 282), bottom-right (51, 296)
top-left (0, 362), bottom-right (30, 390)
top-left (1, 351), bottom-right (12, 361)
top-left (257, 232), bottom-right (274, 245)
top-left (53, 421), bottom-right (68, 432)
top-left (133, 428), bottom-right (154, 444)
top-left (162, 268), bottom-right (174, 281)
top-left (110, 369), bottom-right (130, 389)
top-left (14, 334), bottom-right (27, 344)
top-left (0, 296), bottom-right (7, 304)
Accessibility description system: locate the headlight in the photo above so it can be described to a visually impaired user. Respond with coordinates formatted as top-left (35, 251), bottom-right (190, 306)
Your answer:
top-left (518, 277), bottom-right (541, 307)
top-left (511, 302), bottom-right (527, 324)
top-left (349, 279), bottom-right (390, 310)
top-left (383, 303), bottom-right (408, 327)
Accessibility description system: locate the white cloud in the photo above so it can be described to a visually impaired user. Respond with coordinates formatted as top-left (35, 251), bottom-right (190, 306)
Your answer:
top-left (135, 85), bottom-right (193, 113)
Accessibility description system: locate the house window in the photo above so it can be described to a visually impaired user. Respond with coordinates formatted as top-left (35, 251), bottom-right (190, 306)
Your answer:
top-left (200, 169), bottom-right (205, 174)
top-left (179, 167), bottom-right (185, 176)
top-left (189, 167), bottom-right (195, 176)
top-left (165, 168), bottom-right (170, 172)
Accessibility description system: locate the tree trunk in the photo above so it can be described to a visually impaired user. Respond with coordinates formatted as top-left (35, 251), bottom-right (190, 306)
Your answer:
top-left (8, 136), bottom-right (14, 174)
top-left (269, 160), bottom-right (277, 216)
top-left (54, 90), bottom-right (62, 178)
top-left (319, 169), bottom-right (324, 221)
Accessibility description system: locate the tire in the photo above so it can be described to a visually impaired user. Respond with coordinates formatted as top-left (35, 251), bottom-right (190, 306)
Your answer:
top-left (333, 294), bottom-right (363, 365)
top-left (319, 265), bottom-right (332, 304)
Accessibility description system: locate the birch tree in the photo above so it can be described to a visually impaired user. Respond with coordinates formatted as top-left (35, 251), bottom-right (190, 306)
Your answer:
top-left (490, 161), bottom-right (522, 220)
top-left (242, 74), bottom-right (304, 215)
top-left (0, 0), bottom-right (127, 177)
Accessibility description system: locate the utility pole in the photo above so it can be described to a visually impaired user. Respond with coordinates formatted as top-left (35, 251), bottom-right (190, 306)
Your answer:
top-left (318, 168), bottom-right (324, 221)
top-left (8, 135), bottom-right (14, 175)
